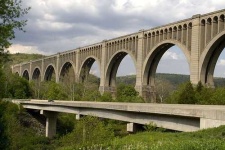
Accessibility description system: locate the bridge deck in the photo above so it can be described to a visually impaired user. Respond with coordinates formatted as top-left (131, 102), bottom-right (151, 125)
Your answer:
top-left (12, 99), bottom-right (225, 132)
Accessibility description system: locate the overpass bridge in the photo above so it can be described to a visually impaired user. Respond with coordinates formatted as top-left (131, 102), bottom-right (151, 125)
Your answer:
top-left (11, 9), bottom-right (225, 102)
top-left (13, 99), bottom-right (225, 138)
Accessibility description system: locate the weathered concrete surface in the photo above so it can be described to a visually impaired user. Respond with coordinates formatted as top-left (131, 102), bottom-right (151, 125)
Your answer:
top-left (12, 99), bottom-right (225, 137)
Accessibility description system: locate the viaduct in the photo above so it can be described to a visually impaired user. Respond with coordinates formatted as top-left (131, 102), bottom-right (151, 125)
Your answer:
top-left (12, 9), bottom-right (225, 101)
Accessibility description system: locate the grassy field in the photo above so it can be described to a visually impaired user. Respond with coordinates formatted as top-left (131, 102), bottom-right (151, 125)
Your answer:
top-left (63, 125), bottom-right (225, 150)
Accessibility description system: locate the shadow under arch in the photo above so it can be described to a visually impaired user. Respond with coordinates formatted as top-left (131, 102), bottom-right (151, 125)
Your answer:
top-left (44, 64), bottom-right (56, 81)
top-left (32, 67), bottom-right (41, 81)
top-left (59, 61), bottom-right (76, 83)
top-left (200, 31), bottom-right (225, 87)
top-left (142, 40), bottom-right (190, 101)
top-left (105, 49), bottom-right (137, 89)
top-left (22, 70), bottom-right (29, 80)
top-left (78, 56), bottom-right (101, 82)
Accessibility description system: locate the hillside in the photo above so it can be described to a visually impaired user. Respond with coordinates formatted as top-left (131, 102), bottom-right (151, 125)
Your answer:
top-left (8, 53), bottom-right (44, 65)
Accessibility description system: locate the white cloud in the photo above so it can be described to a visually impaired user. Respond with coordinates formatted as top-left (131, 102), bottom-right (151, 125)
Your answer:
top-left (7, 44), bottom-right (50, 55)
top-left (163, 51), bottom-right (179, 60)
top-left (218, 59), bottom-right (225, 66)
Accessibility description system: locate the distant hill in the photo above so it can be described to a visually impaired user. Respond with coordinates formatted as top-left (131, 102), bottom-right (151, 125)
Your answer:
top-left (117, 73), bottom-right (225, 88)
top-left (8, 53), bottom-right (44, 66)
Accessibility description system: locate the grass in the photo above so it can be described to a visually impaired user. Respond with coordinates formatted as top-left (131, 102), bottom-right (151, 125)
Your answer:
top-left (71, 125), bottom-right (225, 150)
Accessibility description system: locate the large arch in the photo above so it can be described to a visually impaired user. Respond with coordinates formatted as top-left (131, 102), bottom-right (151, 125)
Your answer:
top-left (200, 30), bottom-right (225, 87)
top-left (59, 61), bottom-right (76, 82)
top-left (22, 70), bottom-right (29, 80)
top-left (32, 67), bottom-right (41, 81)
top-left (44, 64), bottom-right (56, 81)
top-left (142, 40), bottom-right (190, 101)
top-left (105, 50), bottom-right (137, 88)
top-left (78, 56), bottom-right (101, 82)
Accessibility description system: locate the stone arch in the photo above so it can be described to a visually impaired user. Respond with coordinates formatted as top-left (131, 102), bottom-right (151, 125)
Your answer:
top-left (105, 49), bottom-right (137, 88)
top-left (220, 14), bottom-right (224, 21)
top-left (44, 64), bottom-right (56, 81)
top-left (59, 61), bottom-right (76, 82)
top-left (32, 67), bottom-right (41, 81)
top-left (199, 30), bottom-right (225, 86)
top-left (22, 70), bottom-right (29, 80)
top-left (143, 40), bottom-right (190, 87)
top-left (78, 56), bottom-right (100, 82)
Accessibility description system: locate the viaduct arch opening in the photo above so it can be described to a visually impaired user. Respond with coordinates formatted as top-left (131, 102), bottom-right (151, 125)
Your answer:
top-left (200, 33), bottom-right (225, 87)
top-left (22, 70), bottom-right (29, 80)
top-left (32, 68), bottom-right (41, 81)
top-left (44, 65), bottom-right (56, 81)
top-left (79, 57), bottom-right (100, 84)
top-left (59, 62), bottom-right (75, 83)
top-left (143, 43), bottom-right (190, 102)
top-left (105, 51), bottom-right (136, 95)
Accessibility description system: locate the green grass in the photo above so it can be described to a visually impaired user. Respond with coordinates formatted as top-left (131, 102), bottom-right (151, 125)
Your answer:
top-left (72, 126), bottom-right (225, 150)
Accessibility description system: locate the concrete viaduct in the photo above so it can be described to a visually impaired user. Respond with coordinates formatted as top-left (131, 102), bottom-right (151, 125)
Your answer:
top-left (12, 99), bottom-right (225, 138)
top-left (12, 9), bottom-right (225, 101)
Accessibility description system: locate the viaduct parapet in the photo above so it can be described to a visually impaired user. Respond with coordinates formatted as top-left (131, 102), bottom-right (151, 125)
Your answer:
top-left (12, 9), bottom-right (225, 102)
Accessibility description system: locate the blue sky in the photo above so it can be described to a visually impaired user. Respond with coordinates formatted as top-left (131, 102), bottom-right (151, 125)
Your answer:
top-left (9, 0), bottom-right (225, 77)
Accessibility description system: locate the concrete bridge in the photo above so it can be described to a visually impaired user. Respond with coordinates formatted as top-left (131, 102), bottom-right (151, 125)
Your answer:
top-left (12, 99), bottom-right (225, 138)
top-left (12, 9), bottom-right (225, 101)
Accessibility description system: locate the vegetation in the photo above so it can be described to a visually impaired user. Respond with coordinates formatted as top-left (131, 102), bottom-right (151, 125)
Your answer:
top-left (3, 54), bottom-right (225, 149)
top-left (0, 101), bottom-right (52, 149)
top-left (0, 0), bottom-right (30, 52)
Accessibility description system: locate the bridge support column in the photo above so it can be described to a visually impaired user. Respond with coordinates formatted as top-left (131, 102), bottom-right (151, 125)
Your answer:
top-left (76, 114), bottom-right (83, 120)
top-left (29, 61), bottom-right (32, 82)
top-left (135, 85), bottom-right (156, 103)
top-left (190, 15), bottom-right (201, 85)
top-left (135, 30), bottom-right (156, 102)
top-left (55, 53), bottom-right (60, 83)
top-left (40, 110), bottom-right (58, 138)
top-left (99, 41), bottom-right (110, 95)
top-left (127, 123), bottom-right (143, 133)
top-left (41, 58), bottom-right (44, 81)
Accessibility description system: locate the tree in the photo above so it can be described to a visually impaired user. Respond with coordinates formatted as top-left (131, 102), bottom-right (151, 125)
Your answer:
top-left (155, 78), bottom-right (174, 103)
top-left (6, 73), bottom-right (33, 98)
top-left (0, 0), bottom-right (30, 52)
top-left (177, 82), bottom-right (197, 104)
top-left (41, 81), bottom-right (68, 100)
top-left (116, 84), bottom-right (143, 103)
top-left (166, 82), bottom-right (197, 104)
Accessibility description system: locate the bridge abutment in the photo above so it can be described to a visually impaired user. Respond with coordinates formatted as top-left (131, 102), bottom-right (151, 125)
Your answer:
top-left (135, 85), bottom-right (156, 103)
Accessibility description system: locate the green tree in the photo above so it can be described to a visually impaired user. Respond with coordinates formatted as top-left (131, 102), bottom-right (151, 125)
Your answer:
top-left (0, 0), bottom-right (30, 52)
top-left (116, 84), bottom-right (143, 102)
top-left (59, 116), bottom-right (114, 148)
top-left (99, 92), bottom-right (113, 102)
top-left (196, 81), bottom-right (204, 93)
top-left (166, 82), bottom-right (197, 104)
top-left (6, 73), bottom-right (32, 98)
top-left (41, 81), bottom-right (68, 100)
top-left (207, 88), bottom-right (225, 105)
top-left (177, 82), bottom-right (197, 104)
top-left (0, 68), bottom-right (6, 98)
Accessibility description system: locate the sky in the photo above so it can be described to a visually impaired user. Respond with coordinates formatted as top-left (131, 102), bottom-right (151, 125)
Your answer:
top-left (8, 0), bottom-right (225, 77)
